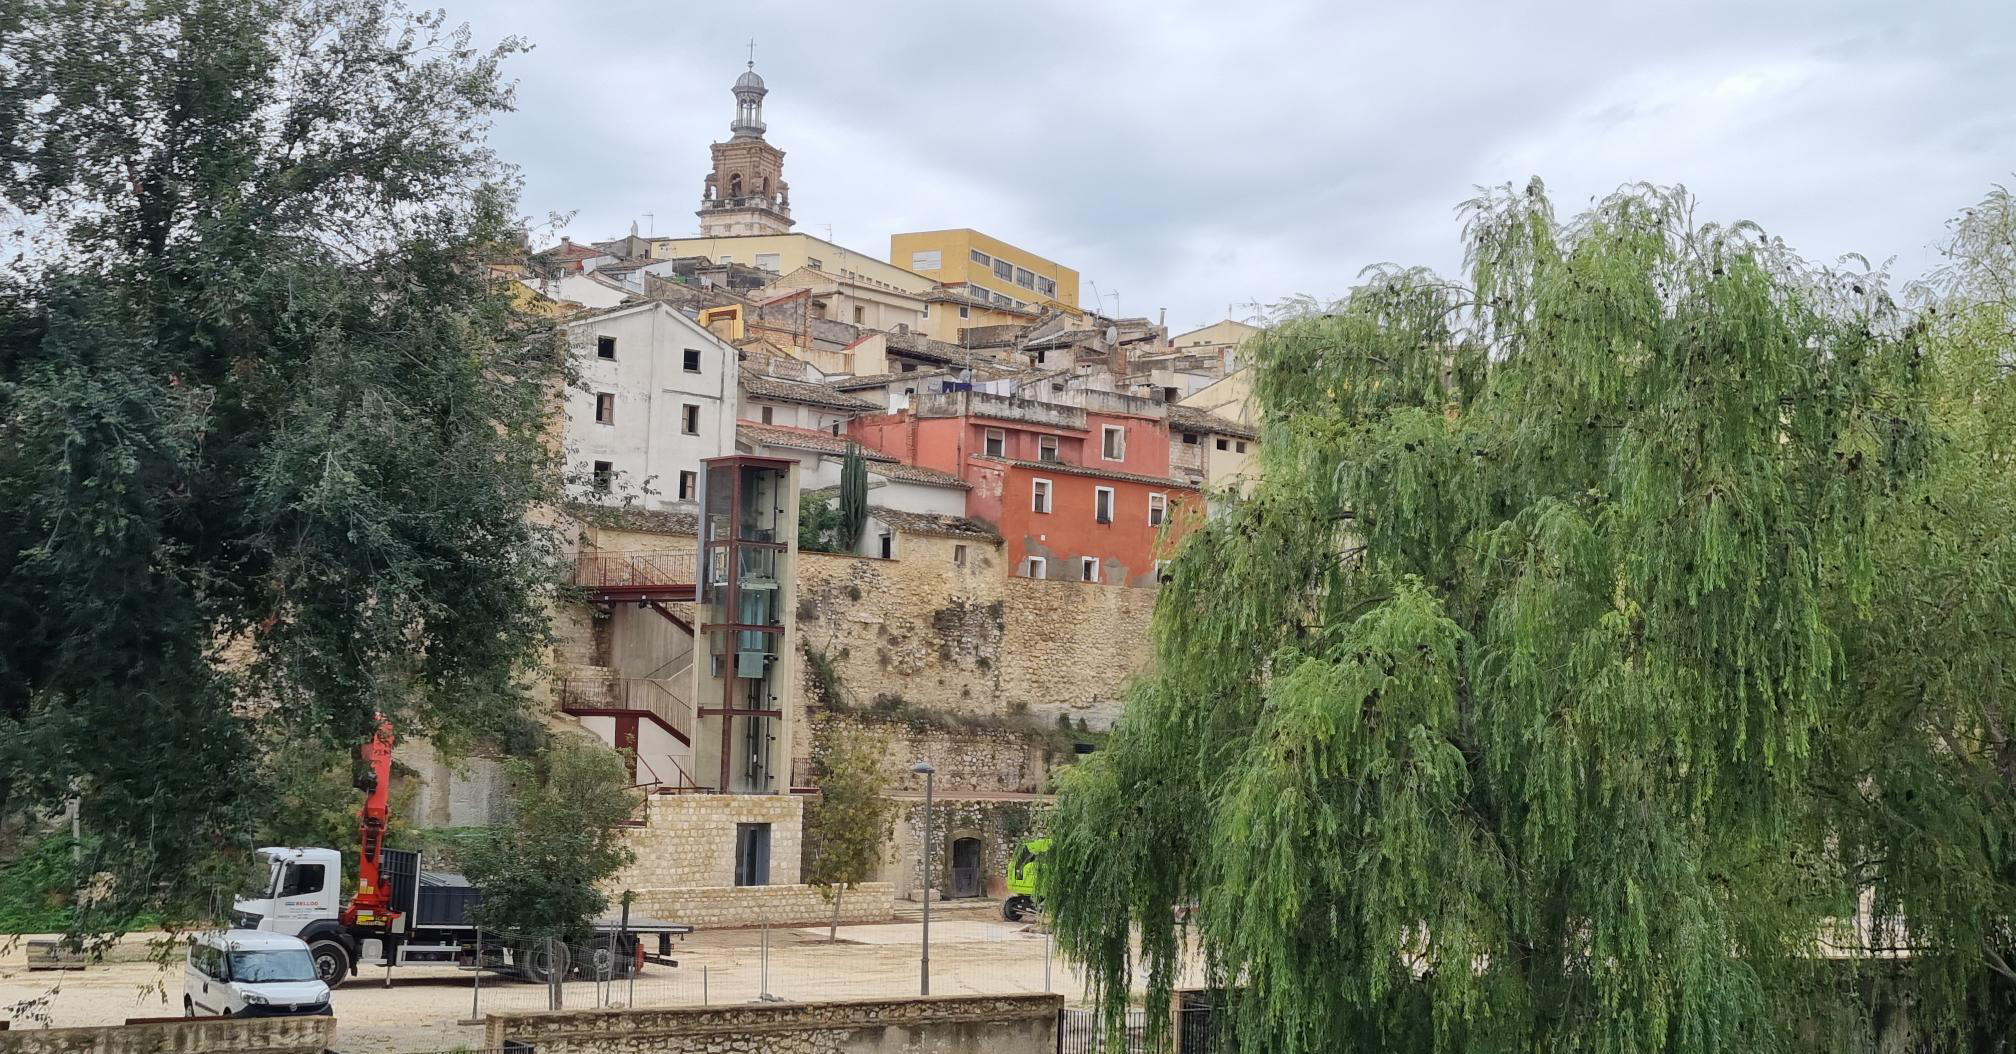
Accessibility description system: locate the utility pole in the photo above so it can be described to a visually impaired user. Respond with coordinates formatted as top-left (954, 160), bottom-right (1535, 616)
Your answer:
top-left (910, 760), bottom-right (937, 996)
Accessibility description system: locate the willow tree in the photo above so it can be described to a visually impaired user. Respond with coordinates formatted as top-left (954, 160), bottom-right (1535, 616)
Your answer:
top-left (1045, 181), bottom-right (1999, 1052)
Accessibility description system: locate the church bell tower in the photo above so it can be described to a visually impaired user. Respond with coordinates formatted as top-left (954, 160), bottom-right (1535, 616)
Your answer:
top-left (697, 53), bottom-right (793, 238)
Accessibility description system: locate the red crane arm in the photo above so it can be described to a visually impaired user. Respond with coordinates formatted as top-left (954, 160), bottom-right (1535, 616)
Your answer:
top-left (339, 716), bottom-right (399, 929)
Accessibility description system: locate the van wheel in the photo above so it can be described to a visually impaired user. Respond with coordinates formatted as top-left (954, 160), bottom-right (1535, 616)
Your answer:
top-left (307, 939), bottom-right (351, 987)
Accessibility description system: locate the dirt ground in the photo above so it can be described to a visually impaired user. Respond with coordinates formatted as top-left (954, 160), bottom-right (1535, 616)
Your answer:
top-left (0, 903), bottom-right (1181, 1053)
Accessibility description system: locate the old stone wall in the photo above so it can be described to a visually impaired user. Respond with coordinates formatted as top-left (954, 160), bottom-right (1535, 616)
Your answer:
top-left (0, 1017), bottom-right (334, 1054)
top-left (809, 711), bottom-right (1046, 796)
top-left (797, 543), bottom-right (1152, 731)
top-left (613, 795), bottom-right (805, 892)
top-left (486, 994), bottom-right (1062, 1054)
top-left (883, 798), bottom-right (1046, 902)
top-left (631, 882), bottom-right (894, 929)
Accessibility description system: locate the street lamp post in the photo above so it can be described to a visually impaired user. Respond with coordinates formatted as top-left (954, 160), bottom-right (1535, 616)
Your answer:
top-left (911, 760), bottom-right (936, 996)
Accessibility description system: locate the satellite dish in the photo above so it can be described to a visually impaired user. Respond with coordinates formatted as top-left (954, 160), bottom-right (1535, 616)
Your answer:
top-left (1104, 326), bottom-right (1119, 344)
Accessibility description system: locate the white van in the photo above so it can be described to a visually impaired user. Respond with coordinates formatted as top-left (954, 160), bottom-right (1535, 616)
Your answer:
top-left (183, 930), bottom-right (332, 1018)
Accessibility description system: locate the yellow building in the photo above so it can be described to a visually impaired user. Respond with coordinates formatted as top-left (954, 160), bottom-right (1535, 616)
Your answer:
top-left (889, 229), bottom-right (1080, 315)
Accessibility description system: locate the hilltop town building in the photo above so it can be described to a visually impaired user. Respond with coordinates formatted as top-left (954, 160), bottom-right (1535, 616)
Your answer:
top-left (890, 229), bottom-right (1081, 315)
top-left (697, 61), bottom-right (793, 238)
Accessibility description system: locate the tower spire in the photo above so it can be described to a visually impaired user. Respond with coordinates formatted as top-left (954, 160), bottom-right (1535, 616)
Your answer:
top-left (730, 48), bottom-right (768, 138)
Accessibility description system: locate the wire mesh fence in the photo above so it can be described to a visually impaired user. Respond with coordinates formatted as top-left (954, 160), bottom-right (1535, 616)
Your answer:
top-left (460, 919), bottom-right (1070, 1018)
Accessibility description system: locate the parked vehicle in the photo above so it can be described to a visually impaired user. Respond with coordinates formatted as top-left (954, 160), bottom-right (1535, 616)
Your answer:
top-left (182, 930), bottom-right (331, 1018)
top-left (232, 718), bottom-right (688, 987)
top-left (1001, 838), bottom-right (1049, 922)
top-left (232, 845), bottom-right (689, 986)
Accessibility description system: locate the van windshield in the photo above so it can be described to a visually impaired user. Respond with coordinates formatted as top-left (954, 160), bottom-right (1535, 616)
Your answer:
top-left (228, 949), bottom-right (317, 983)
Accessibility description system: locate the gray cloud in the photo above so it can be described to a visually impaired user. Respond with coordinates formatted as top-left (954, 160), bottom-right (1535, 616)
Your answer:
top-left (466, 0), bottom-right (2016, 332)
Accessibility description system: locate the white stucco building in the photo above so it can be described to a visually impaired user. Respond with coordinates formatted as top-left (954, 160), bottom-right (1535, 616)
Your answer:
top-left (563, 301), bottom-right (742, 507)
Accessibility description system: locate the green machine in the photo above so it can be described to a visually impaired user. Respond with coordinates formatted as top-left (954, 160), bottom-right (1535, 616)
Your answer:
top-left (1001, 838), bottom-right (1049, 922)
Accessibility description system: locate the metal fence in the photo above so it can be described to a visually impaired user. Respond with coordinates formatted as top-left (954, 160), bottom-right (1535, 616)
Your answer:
top-left (459, 921), bottom-right (1070, 1018)
top-left (1058, 1006), bottom-right (1230, 1054)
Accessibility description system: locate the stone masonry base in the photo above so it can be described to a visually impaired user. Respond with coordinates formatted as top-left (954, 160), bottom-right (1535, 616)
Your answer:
top-left (633, 882), bottom-right (894, 929)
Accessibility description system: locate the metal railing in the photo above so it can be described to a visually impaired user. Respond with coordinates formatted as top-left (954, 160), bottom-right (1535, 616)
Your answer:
top-left (575, 549), bottom-right (698, 590)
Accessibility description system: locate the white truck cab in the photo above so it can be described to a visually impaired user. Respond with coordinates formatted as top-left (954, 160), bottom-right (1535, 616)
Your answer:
top-left (183, 930), bottom-right (331, 1018)
top-left (233, 847), bottom-right (342, 938)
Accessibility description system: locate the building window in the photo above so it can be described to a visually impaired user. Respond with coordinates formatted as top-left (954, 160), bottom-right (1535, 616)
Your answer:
top-left (992, 291), bottom-right (1012, 308)
top-left (879, 532), bottom-right (893, 559)
top-left (753, 252), bottom-right (781, 273)
top-left (1102, 426), bottom-right (1125, 461)
top-left (1022, 556), bottom-right (1046, 580)
top-left (718, 255), bottom-right (732, 265)
top-left (683, 404), bottom-right (700, 435)
top-left (953, 544), bottom-right (967, 566)
top-left (1215, 437), bottom-right (1229, 451)
top-left (958, 305), bottom-right (970, 319)
top-left (984, 428), bottom-right (1005, 457)
top-left (807, 257), bottom-right (823, 270)
top-left (1038, 435), bottom-right (1058, 462)
top-left (734, 823), bottom-right (772, 887)
top-left (594, 391), bottom-right (615, 425)
top-left (1183, 432), bottom-right (1200, 445)
top-left (596, 335), bottom-right (617, 359)
top-left (1148, 492), bottom-right (1167, 526)
top-left (911, 250), bottom-right (942, 270)
top-left (993, 259), bottom-right (1013, 280)
top-left (684, 348), bottom-right (702, 373)
top-left (1033, 349), bottom-right (1047, 365)
top-left (759, 405), bottom-right (773, 425)
top-left (853, 305), bottom-right (865, 324)
top-left (970, 249), bottom-right (991, 267)
top-left (678, 470), bottom-right (697, 501)
top-left (1236, 441), bottom-right (1248, 453)
top-left (1037, 277), bottom-right (1056, 297)
top-left (1015, 266), bottom-right (1035, 289)
top-left (1094, 486), bottom-right (1114, 524)
top-left (1081, 557), bottom-right (1100, 583)
top-left (921, 302), bottom-right (930, 319)
top-left (1031, 478), bottom-right (1052, 514)
top-left (592, 460), bottom-right (613, 491)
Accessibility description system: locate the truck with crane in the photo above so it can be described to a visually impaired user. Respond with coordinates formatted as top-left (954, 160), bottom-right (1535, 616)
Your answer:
top-left (232, 719), bottom-right (690, 986)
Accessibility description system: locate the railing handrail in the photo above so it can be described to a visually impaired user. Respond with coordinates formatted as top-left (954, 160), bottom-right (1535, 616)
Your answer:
top-left (574, 549), bottom-right (698, 589)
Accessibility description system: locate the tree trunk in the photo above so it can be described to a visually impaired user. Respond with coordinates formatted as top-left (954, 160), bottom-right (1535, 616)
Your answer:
top-left (830, 884), bottom-right (845, 942)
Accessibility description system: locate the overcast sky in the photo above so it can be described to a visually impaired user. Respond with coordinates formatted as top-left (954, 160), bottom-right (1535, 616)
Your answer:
top-left (464, 0), bottom-right (2015, 333)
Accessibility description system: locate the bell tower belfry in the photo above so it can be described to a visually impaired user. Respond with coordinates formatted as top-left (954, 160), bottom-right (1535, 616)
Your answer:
top-left (697, 48), bottom-right (793, 238)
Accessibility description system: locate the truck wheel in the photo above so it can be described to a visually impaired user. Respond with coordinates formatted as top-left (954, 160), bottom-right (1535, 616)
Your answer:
top-left (307, 939), bottom-right (351, 987)
top-left (1003, 895), bottom-right (1034, 922)
top-left (516, 940), bottom-right (570, 984)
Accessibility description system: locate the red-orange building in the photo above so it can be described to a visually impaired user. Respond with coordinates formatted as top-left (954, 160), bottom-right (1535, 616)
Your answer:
top-left (849, 388), bottom-right (1196, 586)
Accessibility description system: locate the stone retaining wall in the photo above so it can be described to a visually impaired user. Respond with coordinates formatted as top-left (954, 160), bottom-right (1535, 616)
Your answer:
top-left (486, 993), bottom-right (1062, 1054)
top-left (613, 794), bottom-right (805, 892)
top-left (631, 882), bottom-right (894, 929)
top-left (0, 1017), bottom-right (333, 1054)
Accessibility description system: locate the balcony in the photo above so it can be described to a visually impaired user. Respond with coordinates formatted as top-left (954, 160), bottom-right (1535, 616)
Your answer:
top-left (575, 549), bottom-right (697, 602)
top-left (914, 389), bottom-right (1086, 431)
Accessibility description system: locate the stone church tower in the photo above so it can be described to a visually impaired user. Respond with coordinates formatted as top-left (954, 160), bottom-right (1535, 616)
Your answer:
top-left (697, 61), bottom-right (793, 237)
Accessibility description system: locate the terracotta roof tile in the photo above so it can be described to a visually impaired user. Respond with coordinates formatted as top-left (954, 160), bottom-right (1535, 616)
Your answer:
top-left (736, 423), bottom-right (898, 460)
top-left (971, 456), bottom-right (1196, 490)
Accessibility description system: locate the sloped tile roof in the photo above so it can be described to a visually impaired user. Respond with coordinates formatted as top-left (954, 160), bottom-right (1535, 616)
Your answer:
top-left (737, 423), bottom-right (898, 461)
top-left (869, 461), bottom-right (970, 489)
top-left (971, 456), bottom-right (1195, 490)
top-left (738, 369), bottom-right (880, 412)
top-left (1167, 403), bottom-right (1259, 440)
top-left (869, 506), bottom-right (1001, 541)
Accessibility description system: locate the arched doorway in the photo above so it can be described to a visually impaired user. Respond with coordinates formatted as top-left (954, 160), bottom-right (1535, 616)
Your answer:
top-left (949, 837), bottom-right (984, 899)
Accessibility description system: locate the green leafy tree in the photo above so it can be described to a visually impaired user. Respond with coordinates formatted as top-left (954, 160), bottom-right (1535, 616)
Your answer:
top-left (0, 0), bottom-right (557, 938)
top-left (460, 737), bottom-right (640, 939)
top-left (804, 724), bottom-right (896, 941)
top-left (798, 494), bottom-right (847, 554)
top-left (838, 443), bottom-right (870, 550)
top-left (1046, 180), bottom-right (2015, 1052)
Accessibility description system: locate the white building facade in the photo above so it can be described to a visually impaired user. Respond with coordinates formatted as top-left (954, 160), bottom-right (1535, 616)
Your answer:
top-left (563, 302), bottom-right (742, 507)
